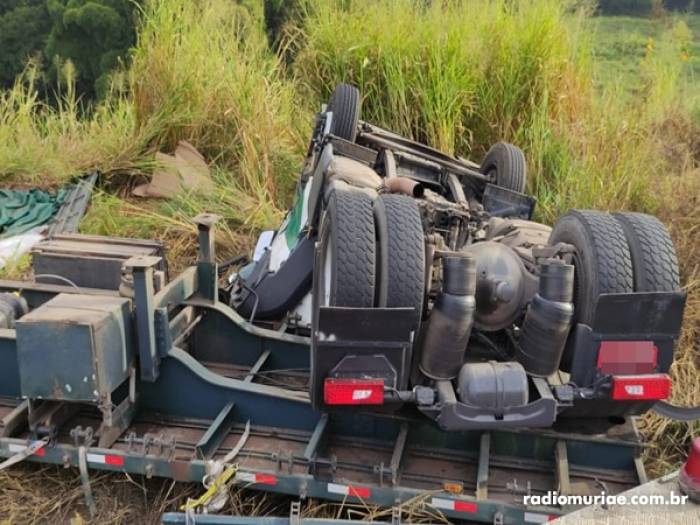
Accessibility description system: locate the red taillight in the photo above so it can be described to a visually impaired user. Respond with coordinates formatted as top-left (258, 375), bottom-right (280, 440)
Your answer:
top-left (683, 438), bottom-right (700, 481)
top-left (597, 341), bottom-right (657, 374)
top-left (324, 378), bottom-right (384, 405)
top-left (680, 438), bottom-right (700, 502)
top-left (611, 374), bottom-right (671, 400)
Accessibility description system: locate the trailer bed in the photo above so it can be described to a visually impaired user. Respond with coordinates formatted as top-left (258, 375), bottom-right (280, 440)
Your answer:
top-left (0, 396), bottom-right (645, 523)
top-left (0, 219), bottom-right (654, 523)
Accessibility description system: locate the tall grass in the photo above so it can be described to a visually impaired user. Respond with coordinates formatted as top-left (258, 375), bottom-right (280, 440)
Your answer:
top-left (0, 62), bottom-right (141, 184)
top-left (130, 0), bottom-right (306, 211)
top-left (294, 0), bottom-right (582, 154)
top-left (292, 0), bottom-right (698, 222)
top-left (1, 0), bottom-right (305, 259)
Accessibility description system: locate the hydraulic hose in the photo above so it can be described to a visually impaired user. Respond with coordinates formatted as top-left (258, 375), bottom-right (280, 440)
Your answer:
top-left (652, 401), bottom-right (700, 421)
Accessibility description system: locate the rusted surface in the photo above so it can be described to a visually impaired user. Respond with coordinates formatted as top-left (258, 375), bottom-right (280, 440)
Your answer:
top-left (384, 176), bottom-right (425, 198)
top-left (14, 294), bottom-right (132, 402)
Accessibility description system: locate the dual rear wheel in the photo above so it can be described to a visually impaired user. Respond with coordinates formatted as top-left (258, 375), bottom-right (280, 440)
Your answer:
top-left (315, 190), bottom-right (426, 332)
top-left (549, 210), bottom-right (680, 370)
top-left (318, 85), bottom-right (426, 326)
top-left (326, 83), bottom-right (528, 195)
top-left (322, 84), bottom-right (682, 374)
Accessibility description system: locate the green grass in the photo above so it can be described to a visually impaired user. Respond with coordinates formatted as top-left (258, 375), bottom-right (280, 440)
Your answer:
top-left (590, 13), bottom-right (700, 91)
top-left (295, 0), bottom-right (588, 157)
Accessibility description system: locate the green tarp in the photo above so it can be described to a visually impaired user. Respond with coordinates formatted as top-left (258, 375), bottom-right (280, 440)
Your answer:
top-left (0, 189), bottom-right (66, 239)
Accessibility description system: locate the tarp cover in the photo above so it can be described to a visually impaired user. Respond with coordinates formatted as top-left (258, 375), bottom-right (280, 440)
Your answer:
top-left (0, 189), bottom-right (66, 239)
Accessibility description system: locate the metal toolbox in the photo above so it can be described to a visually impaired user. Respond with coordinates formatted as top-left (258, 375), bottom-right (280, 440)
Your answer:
top-left (31, 234), bottom-right (166, 290)
top-left (15, 293), bottom-right (133, 403)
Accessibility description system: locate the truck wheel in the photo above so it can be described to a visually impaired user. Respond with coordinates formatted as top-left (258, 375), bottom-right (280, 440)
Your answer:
top-left (549, 210), bottom-right (633, 343)
top-left (328, 83), bottom-right (361, 142)
top-left (612, 212), bottom-right (680, 292)
top-left (316, 190), bottom-right (375, 307)
top-left (374, 194), bottom-right (425, 329)
top-left (480, 142), bottom-right (527, 194)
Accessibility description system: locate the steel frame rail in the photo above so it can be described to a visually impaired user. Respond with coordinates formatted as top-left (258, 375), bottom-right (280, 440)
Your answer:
top-left (0, 215), bottom-right (647, 524)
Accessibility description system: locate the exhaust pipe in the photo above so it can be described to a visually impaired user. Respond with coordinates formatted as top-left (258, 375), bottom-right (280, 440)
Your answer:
top-left (420, 254), bottom-right (476, 380)
top-left (384, 177), bottom-right (425, 198)
top-left (515, 259), bottom-right (574, 377)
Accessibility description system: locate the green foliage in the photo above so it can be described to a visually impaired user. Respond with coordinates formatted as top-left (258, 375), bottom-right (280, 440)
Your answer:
top-left (0, 253), bottom-right (31, 280)
top-left (264, 0), bottom-right (302, 47)
top-left (44, 0), bottom-right (138, 98)
top-left (597, 0), bottom-right (700, 14)
top-left (588, 14), bottom-right (700, 101)
top-left (0, 1), bottom-right (51, 88)
top-left (0, 61), bottom-right (143, 183)
top-left (292, 0), bottom-right (699, 222)
top-left (295, 0), bottom-right (585, 155)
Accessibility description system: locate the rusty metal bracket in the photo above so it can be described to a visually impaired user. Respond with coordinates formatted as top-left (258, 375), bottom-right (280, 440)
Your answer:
top-left (70, 426), bottom-right (95, 448)
top-left (555, 440), bottom-right (571, 495)
top-left (125, 255), bottom-right (163, 381)
top-left (125, 431), bottom-right (176, 460)
top-left (193, 213), bottom-right (221, 302)
top-left (476, 432), bottom-right (491, 500)
top-left (78, 445), bottom-right (97, 517)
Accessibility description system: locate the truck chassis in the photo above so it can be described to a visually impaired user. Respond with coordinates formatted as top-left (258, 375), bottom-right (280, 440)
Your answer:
top-left (0, 218), bottom-right (648, 523)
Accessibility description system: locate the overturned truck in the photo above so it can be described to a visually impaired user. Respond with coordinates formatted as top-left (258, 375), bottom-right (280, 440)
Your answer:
top-left (0, 84), bottom-right (689, 523)
top-left (231, 83), bottom-right (685, 428)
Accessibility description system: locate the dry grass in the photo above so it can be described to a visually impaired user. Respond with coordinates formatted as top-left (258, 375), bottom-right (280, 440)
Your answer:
top-left (640, 165), bottom-right (700, 478)
top-left (0, 464), bottom-right (450, 525)
top-left (79, 191), bottom-right (260, 274)
top-left (0, 0), bottom-right (305, 260)
top-left (0, 464), bottom-right (195, 525)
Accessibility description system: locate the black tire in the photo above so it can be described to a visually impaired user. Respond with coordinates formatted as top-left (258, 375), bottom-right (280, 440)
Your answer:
top-left (480, 142), bottom-right (527, 193)
top-left (327, 83), bottom-right (360, 142)
top-left (549, 210), bottom-right (634, 328)
top-left (374, 194), bottom-right (425, 329)
top-left (612, 212), bottom-right (680, 292)
top-left (316, 190), bottom-right (375, 307)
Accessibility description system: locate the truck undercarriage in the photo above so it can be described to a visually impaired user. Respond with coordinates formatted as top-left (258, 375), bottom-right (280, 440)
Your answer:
top-left (0, 84), bottom-right (691, 522)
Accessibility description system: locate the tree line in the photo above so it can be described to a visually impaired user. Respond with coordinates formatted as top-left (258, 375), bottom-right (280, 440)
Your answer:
top-left (599, 0), bottom-right (699, 14)
top-left (1, 1), bottom-right (697, 102)
top-left (0, 0), bottom-right (138, 99)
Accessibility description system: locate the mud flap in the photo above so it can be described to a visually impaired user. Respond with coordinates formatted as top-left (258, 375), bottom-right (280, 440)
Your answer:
top-left (310, 306), bottom-right (414, 410)
top-left (565, 291), bottom-right (686, 418)
top-left (568, 291), bottom-right (686, 387)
